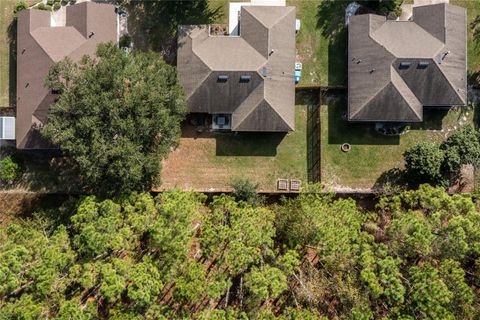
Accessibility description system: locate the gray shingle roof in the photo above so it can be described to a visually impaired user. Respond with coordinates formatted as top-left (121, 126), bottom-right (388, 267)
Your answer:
top-left (177, 6), bottom-right (296, 132)
top-left (348, 3), bottom-right (467, 122)
top-left (16, 2), bottom-right (117, 149)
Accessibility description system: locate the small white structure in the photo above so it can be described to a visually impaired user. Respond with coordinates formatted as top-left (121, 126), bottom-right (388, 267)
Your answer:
top-left (229, 0), bottom-right (286, 35)
top-left (0, 117), bottom-right (15, 140)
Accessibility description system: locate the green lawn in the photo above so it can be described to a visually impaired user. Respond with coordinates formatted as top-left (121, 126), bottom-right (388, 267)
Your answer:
top-left (321, 97), bottom-right (476, 190)
top-left (288, 0), bottom-right (347, 87)
top-left (0, 0), bottom-right (16, 107)
top-left (451, 0), bottom-right (480, 73)
top-left (159, 92), bottom-right (316, 192)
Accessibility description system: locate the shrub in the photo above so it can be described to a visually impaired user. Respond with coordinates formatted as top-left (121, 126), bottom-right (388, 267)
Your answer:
top-left (404, 142), bottom-right (445, 185)
top-left (53, 2), bottom-right (61, 10)
top-left (230, 179), bottom-right (265, 207)
top-left (36, 3), bottom-right (52, 11)
top-left (14, 0), bottom-right (28, 15)
top-left (119, 34), bottom-right (132, 49)
top-left (0, 156), bottom-right (21, 184)
top-left (47, 0), bottom-right (54, 5)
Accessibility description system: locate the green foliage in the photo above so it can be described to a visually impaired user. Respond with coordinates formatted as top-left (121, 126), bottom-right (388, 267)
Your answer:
top-left (13, 0), bottom-right (28, 16)
top-left (47, 0), bottom-right (54, 5)
top-left (42, 43), bottom-right (187, 196)
top-left (119, 34), bottom-right (132, 48)
top-left (403, 142), bottom-right (444, 185)
top-left (1, 186), bottom-right (479, 318)
top-left (230, 178), bottom-right (265, 207)
top-left (441, 126), bottom-right (480, 173)
top-left (245, 265), bottom-right (288, 301)
top-left (53, 2), bottom-right (61, 10)
top-left (36, 2), bottom-right (52, 11)
top-left (0, 155), bottom-right (21, 183)
top-left (404, 126), bottom-right (480, 185)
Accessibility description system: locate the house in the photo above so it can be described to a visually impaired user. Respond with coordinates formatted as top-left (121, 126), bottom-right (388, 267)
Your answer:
top-left (177, 5), bottom-right (296, 132)
top-left (348, 3), bottom-right (467, 122)
top-left (16, 2), bottom-right (117, 150)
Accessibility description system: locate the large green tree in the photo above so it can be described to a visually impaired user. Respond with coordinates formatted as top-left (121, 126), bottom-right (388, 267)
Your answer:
top-left (1, 186), bottom-right (480, 319)
top-left (42, 43), bottom-right (187, 196)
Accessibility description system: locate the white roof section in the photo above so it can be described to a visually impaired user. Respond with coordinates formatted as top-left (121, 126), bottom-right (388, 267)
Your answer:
top-left (0, 117), bottom-right (16, 140)
top-left (228, 0), bottom-right (286, 35)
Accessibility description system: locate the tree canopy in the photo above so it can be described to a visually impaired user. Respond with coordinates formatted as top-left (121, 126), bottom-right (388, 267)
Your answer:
top-left (42, 43), bottom-right (187, 196)
top-left (1, 186), bottom-right (480, 318)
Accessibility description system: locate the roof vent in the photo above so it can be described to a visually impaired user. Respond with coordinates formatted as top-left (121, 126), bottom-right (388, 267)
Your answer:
top-left (217, 75), bottom-right (228, 82)
top-left (418, 61), bottom-right (429, 69)
top-left (261, 67), bottom-right (267, 77)
top-left (240, 75), bottom-right (251, 82)
top-left (399, 61), bottom-right (411, 69)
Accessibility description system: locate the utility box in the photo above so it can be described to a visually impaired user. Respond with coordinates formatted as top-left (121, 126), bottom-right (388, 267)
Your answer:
top-left (0, 117), bottom-right (15, 140)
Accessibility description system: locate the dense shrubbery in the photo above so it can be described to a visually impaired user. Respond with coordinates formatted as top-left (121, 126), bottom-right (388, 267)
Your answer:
top-left (404, 126), bottom-right (480, 186)
top-left (1, 185), bottom-right (479, 318)
top-left (0, 155), bottom-right (21, 184)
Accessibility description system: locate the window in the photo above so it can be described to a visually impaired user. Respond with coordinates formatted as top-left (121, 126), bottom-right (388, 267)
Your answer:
top-left (240, 75), bottom-right (251, 82)
top-left (418, 61), bottom-right (429, 69)
top-left (217, 75), bottom-right (228, 82)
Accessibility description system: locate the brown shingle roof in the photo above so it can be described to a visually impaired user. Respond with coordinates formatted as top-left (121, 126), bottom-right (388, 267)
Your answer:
top-left (16, 2), bottom-right (117, 149)
top-left (348, 3), bottom-right (467, 122)
top-left (177, 6), bottom-right (296, 132)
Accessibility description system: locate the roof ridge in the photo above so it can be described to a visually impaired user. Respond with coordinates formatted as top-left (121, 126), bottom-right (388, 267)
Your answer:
top-left (231, 83), bottom-right (265, 130)
top-left (390, 66), bottom-right (422, 120)
top-left (350, 82), bottom-right (390, 119)
top-left (242, 6), bottom-right (293, 30)
top-left (431, 58), bottom-right (466, 105)
top-left (263, 96), bottom-right (293, 130)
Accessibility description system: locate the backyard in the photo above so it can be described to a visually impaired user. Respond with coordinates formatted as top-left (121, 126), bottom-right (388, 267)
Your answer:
top-left (321, 95), bottom-right (477, 191)
top-left (157, 92), bottom-right (318, 192)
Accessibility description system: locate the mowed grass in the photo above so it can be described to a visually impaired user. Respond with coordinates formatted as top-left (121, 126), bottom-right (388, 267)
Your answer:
top-left (321, 97), bottom-right (476, 190)
top-left (158, 96), bottom-right (313, 192)
top-left (0, 0), bottom-right (15, 107)
top-left (288, 0), bottom-right (347, 87)
top-left (451, 0), bottom-right (480, 73)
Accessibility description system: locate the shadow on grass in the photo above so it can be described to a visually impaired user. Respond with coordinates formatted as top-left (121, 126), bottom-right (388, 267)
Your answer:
top-left (14, 151), bottom-right (83, 193)
top-left (127, 0), bottom-right (222, 63)
top-left (373, 167), bottom-right (407, 194)
top-left (215, 132), bottom-right (286, 156)
top-left (325, 93), bottom-right (400, 145)
top-left (296, 89), bottom-right (321, 183)
top-left (411, 107), bottom-right (450, 131)
top-left (317, 0), bottom-right (348, 86)
top-left (8, 18), bottom-right (16, 107)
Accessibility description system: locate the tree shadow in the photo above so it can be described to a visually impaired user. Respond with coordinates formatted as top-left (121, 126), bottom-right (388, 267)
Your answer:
top-left (325, 92), bottom-right (400, 145)
top-left (7, 18), bottom-right (17, 107)
top-left (126, 0), bottom-right (223, 64)
top-left (14, 151), bottom-right (84, 194)
top-left (316, 0), bottom-right (348, 86)
top-left (373, 167), bottom-right (407, 194)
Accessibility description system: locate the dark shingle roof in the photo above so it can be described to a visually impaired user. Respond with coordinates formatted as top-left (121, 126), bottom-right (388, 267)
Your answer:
top-left (177, 6), bottom-right (296, 132)
top-left (348, 3), bottom-right (467, 122)
top-left (16, 2), bottom-right (117, 149)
